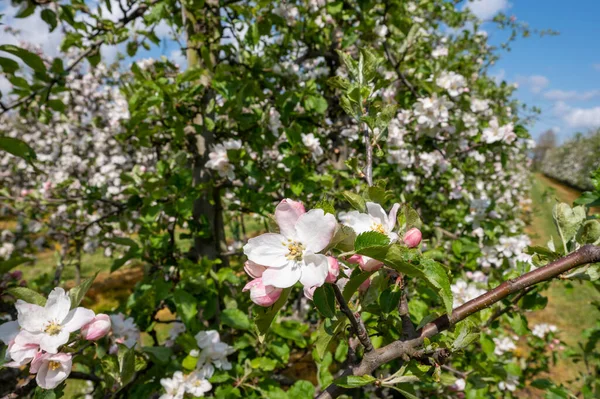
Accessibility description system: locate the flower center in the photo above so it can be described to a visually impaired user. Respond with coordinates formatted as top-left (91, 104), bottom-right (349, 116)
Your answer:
top-left (44, 321), bottom-right (62, 336)
top-left (371, 223), bottom-right (386, 234)
top-left (284, 239), bottom-right (305, 261)
top-left (48, 361), bottom-right (61, 371)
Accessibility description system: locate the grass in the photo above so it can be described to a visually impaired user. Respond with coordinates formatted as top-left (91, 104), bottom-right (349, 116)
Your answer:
top-left (525, 173), bottom-right (600, 388)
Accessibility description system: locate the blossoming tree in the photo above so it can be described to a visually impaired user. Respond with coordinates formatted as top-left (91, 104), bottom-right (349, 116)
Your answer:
top-left (1, 0), bottom-right (598, 398)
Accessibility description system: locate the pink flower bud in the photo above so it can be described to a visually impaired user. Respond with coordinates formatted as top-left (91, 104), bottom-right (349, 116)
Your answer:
top-left (303, 285), bottom-right (317, 300)
top-left (403, 228), bottom-right (422, 248)
top-left (548, 343), bottom-right (555, 350)
top-left (81, 314), bottom-right (111, 341)
top-left (243, 278), bottom-right (283, 307)
top-left (347, 254), bottom-right (382, 272)
top-left (325, 257), bottom-right (340, 283)
top-left (359, 277), bottom-right (371, 293)
top-left (552, 339), bottom-right (560, 345)
top-left (558, 345), bottom-right (565, 351)
top-left (244, 260), bottom-right (266, 279)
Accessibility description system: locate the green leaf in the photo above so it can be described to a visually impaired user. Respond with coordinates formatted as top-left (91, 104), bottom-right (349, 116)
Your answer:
top-left (354, 231), bottom-right (390, 252)
top-left (221, 308), bottom-right (251, 330)
top-left (397, 204), bottom-right (422, 232)
top-left (68, 272), bottom-right (98, 309)
top-left (452, 320), bottom-right (480, 351)
top-left (327, 76), bottom-right (350, 91)
top-left (342, 191), bottom-right (366, 212)
top-left (576, 220), bottom-right (600, 244)
top-left (357, 245), bottom-right (453, 314)
top-left (0, 44), bottom-right (46, 73)
top-left (173, 289), bottom-right (198, 330)
top-left (41, 9), bottom-right (58, 31)
top-left (0, 56), bottom-right (20, 74)
top-left (552, 202), bottom-right (586, 245)
top-left (118, 346), bottom-right (135, 386)
top-left (342, 270), bottom-right (374, 301)
top-left (334, 374), bottom-right (377, 388)
top-left (315, 318), bottom-right (347, 360)
top-left (379, 286), bottom-right (402, 314)
top-left (142, 346), bottom-right (172, 365)
top-left (250, 357), bottom-right (278, 371)
top-left (0, 136), bottom-right (37, 164)
top-left (7, 287), bottom-right (47, 306)
top-left (255, 287), bottom-right (292, 339)
top-left (288, 380), bottom-right (315, 399)
top-left (313, 285), bottom-right (337, 319)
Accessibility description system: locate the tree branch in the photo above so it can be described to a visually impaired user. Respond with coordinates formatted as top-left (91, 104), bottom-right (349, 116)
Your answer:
top-left (316, 244), bottom-right (600, 399)
top-left (332, 284), bottom-right (374, 353)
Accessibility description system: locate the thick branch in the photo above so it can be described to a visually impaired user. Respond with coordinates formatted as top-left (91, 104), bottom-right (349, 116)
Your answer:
top-left (317, 244), bottom-right (600, 399)
top-left (332, 284), bottom-right (373, 352)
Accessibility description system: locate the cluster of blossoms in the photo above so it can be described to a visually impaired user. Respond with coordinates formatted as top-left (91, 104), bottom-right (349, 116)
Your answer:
top-left (204, 139), bottom-right (242, 180)
top-left (0, 288), bottom-right (111, 389)
top-left (242, 199), bottom-right (421, 306)
top-left (450, 279), bottom-right (487, 307)
top-left (160, 330), bottom-right (234, 399)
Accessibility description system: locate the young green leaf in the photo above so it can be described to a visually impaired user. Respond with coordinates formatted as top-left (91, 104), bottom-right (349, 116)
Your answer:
top-left (69, 271), bottom-right (99, 309)
top-left (7, 287), bottom-right (47, 306)
top-left (313, 285), bottom-right (337, 319)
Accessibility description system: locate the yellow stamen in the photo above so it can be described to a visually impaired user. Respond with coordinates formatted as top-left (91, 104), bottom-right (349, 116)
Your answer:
top-left (44, 322), bottom-right (62, 336)
top-left (48, 361), bottom-right (61, 371)
top-left (286, 241), bottom-right (305, 261)
top-left (371, 223), bottom-right (386, 234)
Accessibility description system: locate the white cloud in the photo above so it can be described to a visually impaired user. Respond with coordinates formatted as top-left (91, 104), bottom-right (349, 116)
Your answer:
top-left (553, 101), bottom-right (600, 129)
top-left (169, 49), bottom-right (187, 70)
top-left (516, 74), bottom-right (549, 94)
top-left (464, 0), bottom-right (511, 20)
top-left (543, 89), bottom-right (600, 102)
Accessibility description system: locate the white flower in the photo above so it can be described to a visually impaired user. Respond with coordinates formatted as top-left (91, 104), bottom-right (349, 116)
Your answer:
top-left (470, 98), bottom-right (490, 113)
top-left (195, 330), bottom-right (235, 370)
top-left (205, 141), bottom-right (240, 180)
top-left (30, 352), bottom-right (73, 389)
top-left (244, 199), bottom-right (337, 289)
top-left (451, 279), bottom-right (486, 306)
top-left (453, 378), bottom-right (466, 391)
top-left (339, 202), bottom-right (400, 271)
top-left (301, 133), bottom-right (324, 159)
top-left (481, 118), bottom-right (515, 144)
top-left (436, 71), bottom-right (467, 97)
top-left (432, 46), bottom-right (448, 58)
top-left (374, 24), bottom-right (389, 37)
top-left (165, 322), bottom-right (186, 347)
top-left (184, 368), bottom-right (213, 397)
top-left (109, 313), bottom-right (140, 350)
top-left (493, 336), bottom-right (517, 356)
top-left (532, 323), bottom-right (557, 338)
top-left (160, 371), bottom-right (186, 399)
top-left (413, 94), bottom-right (453, 129)
top-left (498, 374), bottom-right (519, 391)
top-left (15, 288), bottom-right (95, 354)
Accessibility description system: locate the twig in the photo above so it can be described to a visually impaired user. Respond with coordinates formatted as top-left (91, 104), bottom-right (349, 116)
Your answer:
top-left (398, 285), bottom-right (417, 340)
top-left (484, 286), bottom-right (533, 327)
top-left (332, 284), bottom-right (374, 352)
top-left (316, 244), bottom-right (600, 399)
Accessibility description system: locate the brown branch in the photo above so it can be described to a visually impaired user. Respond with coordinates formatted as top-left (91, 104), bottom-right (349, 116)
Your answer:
top-left (484, 286), bottom-right (533, 327)
top-left (316, 244), bottom-right (600, 399)
top-left (332, 284), bottom-right (374, 353)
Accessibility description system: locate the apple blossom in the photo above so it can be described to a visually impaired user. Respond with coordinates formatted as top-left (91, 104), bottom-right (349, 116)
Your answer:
top-left (160, 371), bottom-right (186, 399)
top-left (403, 228), bottom-right (422, 248)
top-left (243, 278), bottom-right (283, 307)
top-left (80, 314), bottom-right (111, 341)
top-left (243, 199), bottom-right (337, 289)
top-left (195, 330), bottom-right (235, 370)
top-left (15, 287), bottom-right (95, 353)
top-left (30, 352), bottom-right (73, 389)
top-left (339, 202), bottom-right (400, 271)
top-left (109, 313), bottom-right (140, 352)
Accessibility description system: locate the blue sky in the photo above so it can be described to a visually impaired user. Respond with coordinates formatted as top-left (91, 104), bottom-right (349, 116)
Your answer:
top-left (1, 0), bottom-right (599, 142)
top-left (474, 0), bottom-right (600, 142)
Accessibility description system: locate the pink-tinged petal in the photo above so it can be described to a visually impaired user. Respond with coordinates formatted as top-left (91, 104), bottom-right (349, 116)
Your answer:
top-left (325, 257), bottom-right (340, 283)
top-left (16, 300), bottom-right (45, 333)
top-left (387, 203), bottom-right (401, 231)
top-left (403, 228), bottom-right (422, 248)
top-left (388, 232), bottom-right (399, 244)
top-left (366, 202), bottom-right (388, 227)
top-left (14, 330), bottom-right (42, 346)
top-left (303, 286), bottom-right (317, 300)
top-left (243, 233), bottom-right (290, 268)
top-left (299, 253), bottom-right (329, 288)
top-left (81, 314), bottom-right (111, 341)
top-left (39, 330), bottom-right (70, 353)
top-left (347, 255), bottom-right (382, 271)
top-left (339, 211), bottom-right (373, 235)
top-left (7, 340), bottom-right (39, 366)
top-left (45, 287), bottom-right (71, 323)
top-left (36, 353), bottom-right (72, 389)
top-left (275, 199), bottom-right (306, 238)
top-left (359, 277), bottom-right (371, 292)
top-left (262, 263), bottom-right (301, 288)
top-left (246, 278), bottom-right (283, 307)
top-left (62, 307), bottom-right (95, 333)
top-left (295, 209), bottom-right (337, 253)
top-left (29, 351), bottom-right (46, 374)
top-left (346, 254), bottom-right (365, 268)
top-left (244, 260), bottom-right (266, 279)
top-left (242, 278), bottom-right (261, 292)
top-left (0, 321), bottom-right (19, 345)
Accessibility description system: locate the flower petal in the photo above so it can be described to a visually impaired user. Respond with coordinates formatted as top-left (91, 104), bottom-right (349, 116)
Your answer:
top-left (295, 209), bottom-right (337, 253)
top-left (62, 307), bottom-right (96, 333)
top-left (0, 321), bottom-right (20, 345)
top-left (39, 330), bottom-right (70, 353)
top-left (366, 202), bottom-right (388, 227)
top-left (387, 203), bottom-right (401, 231)
top-left (339, 211), bottom-right (374, 235)
top-left (243, 233), bottom-right (290, 268)
top-left (261, 263), bottom-right (301, 288)
top-left (16, 300), bottom-right (45, 333)
top-left (275, 199), bottom-right (306, 238)
top-left (299, 253), bottom-right (329, 288)
top-left (45, 287), bottom-right (71, 323)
